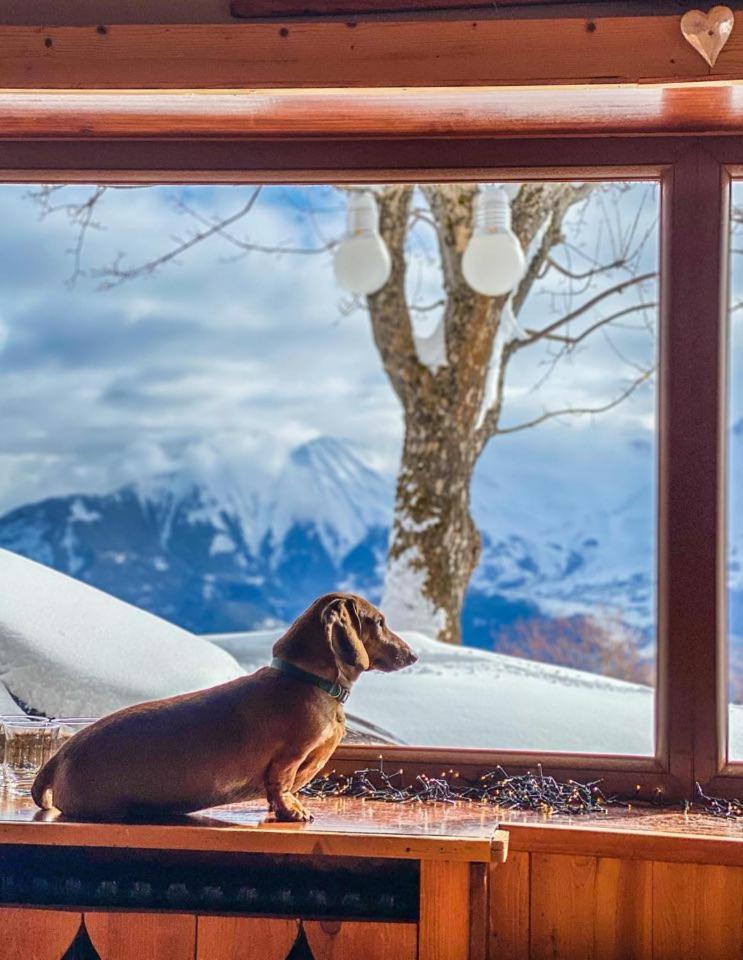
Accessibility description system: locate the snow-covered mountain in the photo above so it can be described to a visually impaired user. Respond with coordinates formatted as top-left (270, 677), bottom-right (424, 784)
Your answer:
top-left (0, 435), bottom-right (663, 655)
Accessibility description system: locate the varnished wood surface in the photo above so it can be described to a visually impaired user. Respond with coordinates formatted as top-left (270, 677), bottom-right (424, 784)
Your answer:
top-left (0, 795), bottom-right (505, 863)
top-left (498, 805), bottom-right (743, 866)
top-left (197, 917), bottom-right (299, 960)
top-left (0, 796), bottom-right (739, 865)
top-left (419, 860), bottom-right (471, 960)
top-left (0, 907), bottom-right (82, 960)
top-left (84, 912), bottom-right (197, 960)
top-left (0, 16), bottom-right (725, 90)
top-left (3, 87), bottom-right (743, 140)
top-left (491, 852), bottom-right (743, 960)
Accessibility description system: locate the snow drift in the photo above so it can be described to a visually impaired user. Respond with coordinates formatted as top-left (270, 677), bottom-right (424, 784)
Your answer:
top-left (0, 548), bottom-right (243, 717)
top-left (213, 629), bottom-right (743, 758)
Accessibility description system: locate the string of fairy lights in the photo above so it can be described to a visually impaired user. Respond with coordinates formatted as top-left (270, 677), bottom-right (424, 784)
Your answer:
top-left (300, 759), bottom-right (743, 820)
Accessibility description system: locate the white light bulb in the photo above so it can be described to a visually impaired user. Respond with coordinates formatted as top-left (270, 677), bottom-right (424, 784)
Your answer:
top-left (462, 186), bottom-right (525, 297)
top-left (333, 191), bottom-right (392, 296)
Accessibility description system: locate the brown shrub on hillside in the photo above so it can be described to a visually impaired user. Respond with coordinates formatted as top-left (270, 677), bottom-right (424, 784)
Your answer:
top-left (494, 613), bottom-right (654, 686)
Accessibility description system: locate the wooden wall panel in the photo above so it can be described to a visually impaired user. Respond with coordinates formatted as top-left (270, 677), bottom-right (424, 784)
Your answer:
top-left (0, 907), bottom-right (82, 960)
top-left (653, 862), bottom-right (743, 960)
top-left (490, 853), bottom-right (742, 960)
top-left (593, 858), bottom-right (652, 960)
top-left (520, 854), bottom-right (653, 960)
top-left (530, 854), bottom-right (596, 960)
top-left (489, 851), bottom-right (530, 960)
top-left (85, 911), bottom-right (196, 960)
top-left (305, 919), bottom-right (417, 959)
top-left (196, 917), bottom-right (298, 960)
top-left (419, 859), bottom-right (471, 960)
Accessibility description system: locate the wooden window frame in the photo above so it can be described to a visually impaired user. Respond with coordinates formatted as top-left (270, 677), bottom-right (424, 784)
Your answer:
top-left (0, 128), bottom-right (740, 802)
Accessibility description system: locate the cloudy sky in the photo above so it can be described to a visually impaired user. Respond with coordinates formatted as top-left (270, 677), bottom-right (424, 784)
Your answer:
top-left (0, 181), bottom-right (659, 515)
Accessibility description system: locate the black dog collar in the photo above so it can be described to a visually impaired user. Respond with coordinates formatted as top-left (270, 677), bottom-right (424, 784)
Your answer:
top-left (270, 657), bottom-right (351, 704)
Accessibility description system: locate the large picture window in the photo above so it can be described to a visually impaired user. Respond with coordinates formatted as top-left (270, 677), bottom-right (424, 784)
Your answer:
top-left (0, 179), bottom-right (659, 755)
top-left (0, 127), bottom-right (738, 800)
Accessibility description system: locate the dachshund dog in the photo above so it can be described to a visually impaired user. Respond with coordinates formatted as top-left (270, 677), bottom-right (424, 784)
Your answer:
top-left (32, 593), bottom-right (417, 822)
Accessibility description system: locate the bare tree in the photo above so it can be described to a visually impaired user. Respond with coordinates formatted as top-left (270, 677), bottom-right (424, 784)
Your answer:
top-left (29, 181), bottom-right (657, 645)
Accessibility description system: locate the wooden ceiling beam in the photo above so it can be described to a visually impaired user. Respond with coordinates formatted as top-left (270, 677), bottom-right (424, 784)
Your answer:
top-left (0, 12), bottom-right (735, 89)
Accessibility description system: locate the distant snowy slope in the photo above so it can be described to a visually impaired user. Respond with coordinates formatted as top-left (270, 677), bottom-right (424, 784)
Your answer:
top-left (0, 548), bottom-right (244, 717)
top-left (211, 628), bottom-right (743, 756)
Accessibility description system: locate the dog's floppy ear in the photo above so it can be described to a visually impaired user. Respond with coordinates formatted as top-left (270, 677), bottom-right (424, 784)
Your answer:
top-left (321, 597), bottom-right (369, 672)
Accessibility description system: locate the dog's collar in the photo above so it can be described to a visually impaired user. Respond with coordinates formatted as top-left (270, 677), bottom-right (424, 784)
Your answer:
top-left (270, 657), bottom-right (351, 704)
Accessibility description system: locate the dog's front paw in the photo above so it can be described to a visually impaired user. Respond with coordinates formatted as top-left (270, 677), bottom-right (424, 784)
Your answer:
top-left (273, 794), bottom-right (314, 822)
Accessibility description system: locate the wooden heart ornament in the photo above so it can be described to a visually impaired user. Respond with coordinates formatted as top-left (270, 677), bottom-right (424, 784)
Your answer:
top-left (681, 6), bottom-right (735, 67)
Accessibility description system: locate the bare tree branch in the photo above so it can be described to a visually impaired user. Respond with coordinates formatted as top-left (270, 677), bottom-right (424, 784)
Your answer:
top-left (525, 301), bottom-right (657, 349)
top-left (495, 368), bottom-right (655, 436)
top-left (510, 271), bottom-right (656, 353)
top-left (95, 189), bottom-right (263, 289)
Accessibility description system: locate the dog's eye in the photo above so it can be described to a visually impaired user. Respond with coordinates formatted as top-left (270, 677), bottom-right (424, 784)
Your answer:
top-left (375, 616), bottom-right (384, 629)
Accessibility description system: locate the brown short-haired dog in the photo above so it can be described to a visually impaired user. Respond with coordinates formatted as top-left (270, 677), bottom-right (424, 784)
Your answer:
top-left (32, 593), bottom-right (417, 822)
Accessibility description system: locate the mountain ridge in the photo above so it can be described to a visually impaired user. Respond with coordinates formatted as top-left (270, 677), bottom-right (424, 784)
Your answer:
top-left (0, 435), bottom-right (659, 650)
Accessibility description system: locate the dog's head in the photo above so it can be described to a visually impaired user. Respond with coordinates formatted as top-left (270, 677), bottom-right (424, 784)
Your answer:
top-left (273, 592), bottom-right (417, 683)
top-left (320, 593), bottom-right (418, 676)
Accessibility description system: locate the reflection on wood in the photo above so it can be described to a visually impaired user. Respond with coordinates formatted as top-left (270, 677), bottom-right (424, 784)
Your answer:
top-left (0, 795), bottom-right (502, 863)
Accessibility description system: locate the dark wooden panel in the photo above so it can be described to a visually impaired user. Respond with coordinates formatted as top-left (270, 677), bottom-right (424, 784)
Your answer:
top-left (229, 0), bottom-right (620, 17)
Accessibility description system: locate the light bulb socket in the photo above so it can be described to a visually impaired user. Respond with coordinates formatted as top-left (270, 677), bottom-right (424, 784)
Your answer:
top-left (475, 186), bottom-right (511, 234)
top-left (346, 190), bottom-right (380, 236)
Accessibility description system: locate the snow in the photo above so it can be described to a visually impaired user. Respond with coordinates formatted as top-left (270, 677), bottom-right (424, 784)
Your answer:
top-left (413, 320), bottom-right (447, 373)
top-left (382, 544), bottom-right (447, 640)
top-left (211, 628), bottom-right (659, 755)
top-left (213, 627), bottom-right (743, 757)
top-left (0, 548), bottom-right (244, 718)
top-left (69, 499), bottom-right (100, 524)
top-left (0, 545), bottom-right (739, 760)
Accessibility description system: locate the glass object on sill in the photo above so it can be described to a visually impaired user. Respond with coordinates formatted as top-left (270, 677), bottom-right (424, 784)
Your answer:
top-left (3, 718), bottom-right (60, 798)
top-left (0, 715), bottom-right (47, 788)
top-left (56, 717), bottom-right (97, 747)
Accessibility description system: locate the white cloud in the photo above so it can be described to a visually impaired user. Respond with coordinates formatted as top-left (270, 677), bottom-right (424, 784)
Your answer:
top-left (0, 182), bottom-right (660, 515)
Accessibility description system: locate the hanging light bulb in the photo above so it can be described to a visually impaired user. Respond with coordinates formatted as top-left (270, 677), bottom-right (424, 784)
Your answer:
top-left (333, 190), bottom-right (392, 296)
top-left (462, 185), bottom-right (525, 297)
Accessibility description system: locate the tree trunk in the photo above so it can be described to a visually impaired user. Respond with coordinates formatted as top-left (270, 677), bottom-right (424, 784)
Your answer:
top-left (381, 411), bottom-right (481, 646)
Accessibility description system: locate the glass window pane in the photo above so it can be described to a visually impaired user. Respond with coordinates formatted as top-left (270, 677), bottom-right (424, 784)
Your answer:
top-left (0, 180), bottom-right (658, 754)
top-left (728, 182), bottom-right (743, 762)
